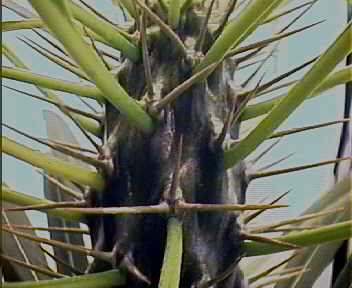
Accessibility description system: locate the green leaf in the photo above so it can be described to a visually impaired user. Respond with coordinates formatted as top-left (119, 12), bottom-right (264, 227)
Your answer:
top-left (245, 175), bottom-right (351, 264)
top-left (158, 217), bottom-right (183, 288)
top-left (2, 19), bottom-right (43, 32)
top-left (2, 42), bottom-right (102, 137)
top-left (2, 66), bottom-right (102, 100)
top-left (2, 270), bottom-right (126, 288)
top-left (30, 0), bottom-right (154, 134)
top-left (224, 23), bottom-right (352, 169)
top-left (68, 1), bottom-right (139, 61)
top-left (2, 136), bottom-right (105, 191)
top-left (243, 220), bottom-right (352, 257)
top-left (241, 66), bottom-right (352, 121)
top-left (115, 0), bottom-right (137, 19)
top-left (168, 0), bottom-right (181, 29)
top-left (272, 176), bottom-right (352, 287)
top-left (195, 0), bottom-right (284, 72)
top-left (2, 184), bottom-right (82, 222)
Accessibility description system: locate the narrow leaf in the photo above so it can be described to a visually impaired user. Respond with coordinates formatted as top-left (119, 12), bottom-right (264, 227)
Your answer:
top-left (68, 1), bottom-right (139, 61)
top-left (196, 0), bottom-right (284, 72)
top-left (2, 43), bottom-right (102, 137)
top-left (2, 136), bottom-right (105, 190)
top-left (31, 0), bottom-right (154, 134)
top-left (2, 270), bottom-right (126, 288)
top-left (2, 66), bottom-right (102, 100)
top-left (2, 185), bottom-right (82, 222)
top-left (168, 0), bottom-right (181, 29)
top-left (2, 19), bottom-right (43, 32)
top-left (241, 65), bottom-right (352, 121)
top-left (1, 226), bottom-right (112, 262)
top-left (225, 23), bottom-right (352, 168)
top-left (158, 217), bottom-right (183, 288)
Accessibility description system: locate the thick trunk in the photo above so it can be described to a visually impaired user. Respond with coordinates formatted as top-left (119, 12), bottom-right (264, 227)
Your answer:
top-left (86, 7), bottom-right (248, 287)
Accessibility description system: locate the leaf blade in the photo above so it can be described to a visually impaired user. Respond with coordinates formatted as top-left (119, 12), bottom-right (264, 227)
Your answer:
top-left (225, 23), bottom-right (352, 168)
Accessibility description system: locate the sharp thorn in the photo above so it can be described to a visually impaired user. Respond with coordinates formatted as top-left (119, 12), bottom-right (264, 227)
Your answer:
top-left (40, 245), bottom-right (84, 275)
top-left (135, 0), bottom-right (187, 57)
top-left (243, 190), bottom-right (291, 224)
top-left (2, 84), bottom-right (101, 122)
top-left (232, 72), bottom-right (266, 126)
top-left (278, 0), bottom-right (319, 33)
top-left (36, 169), bottom-right (83, 200)
top-left (3, 123), bottom-right (104, 169)
top-left (249, 56), bottom-right (319, 99)
top-left (140, 10), bottom-right (154, 98)
top-left (251, 269), bottom-right (309, 288)
top-left (257, 152), bottom-right (295, 172)
top-left (3, 223), bottom-right (89, 234)
top-left (83, 26), bottom-right (111, 70)
top-left (0, 254), bottom-right (65, 278)
top-left (241, 232), bottom-right (301, 250)
top-left (240, 45), bottom-right (278, 88)
top-left (78, 0), bottom-right (115, 25)
top-left (248, 207), bottom-right (345, 234)
top-left (250, 157), bottom-right (352, 179)
top-left (120, 255), bottom-right (151, 285)
top-left (4, 201), bottom-right (86, 212)
top-left (249, 138), bottom-right (282, 164)
top-left (1, 226), bottom-right (112, 262)
top-left (152, 62), bottom-right (218, 112)
top-left (214, 0), bottom-right (239, 39)
top-left (248, 254), bottom-right (297, 283)
top-left (228, 20), bottom-right (324, 57)
top-left (196, 0), bottom-right (217, 52)
top-left (198, 255), bottom-right (243, 288)
top-left (270, 118), bottom-right (351, 139)
top-left (169, 134), bottom-right (184, 203)
top-left (60, 202), bottom-right (287, 215)
top-left (32, 28), bottom-right (71, 58)
top-left (262, 1), bottom-right (316, 25)
top-left (45, 139), bottom-right (97, 154)
top-left (18, 35), bottom-right (80, 69)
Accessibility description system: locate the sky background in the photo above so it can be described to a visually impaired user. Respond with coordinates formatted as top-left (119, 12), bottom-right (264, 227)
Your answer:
top-left (2, 1), bottom-right (349, 286)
